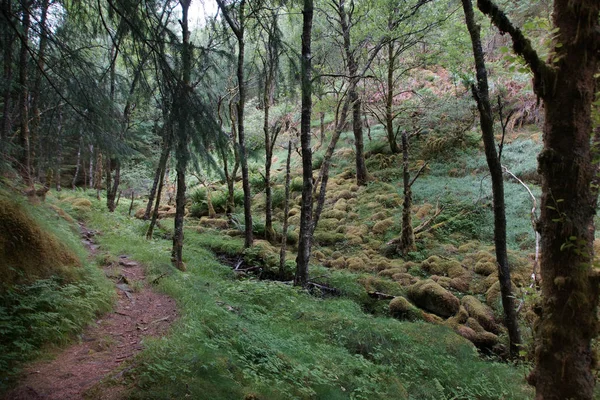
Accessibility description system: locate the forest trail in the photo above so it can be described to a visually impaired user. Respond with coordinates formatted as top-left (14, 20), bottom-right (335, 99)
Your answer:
top-left (4, 225), bottom-right (178, 400)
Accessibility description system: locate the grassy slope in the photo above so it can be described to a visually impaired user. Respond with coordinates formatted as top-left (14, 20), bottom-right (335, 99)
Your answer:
top-left (0, 188), bottom-right (113, 391)
top-left (82, 194), bottom-right (532, 399)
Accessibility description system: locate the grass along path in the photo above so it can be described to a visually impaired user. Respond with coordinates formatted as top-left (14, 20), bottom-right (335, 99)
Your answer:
top-left (79, 193), bottom-right (532, 400)
top-left (3, 223), bottom-right (177, 400)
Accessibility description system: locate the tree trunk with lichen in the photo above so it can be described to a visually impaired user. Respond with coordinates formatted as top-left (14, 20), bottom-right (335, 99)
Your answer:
top-left (295, 0), bottom-right (314, 287)
top-left (477, 0), bottom-right (599, 397)
top-left (399, 130), bottom-right (415, 255)
top-left (462, 0), bottom-right (521, 357)
top-left (171, 0), bottom-right (192, 271)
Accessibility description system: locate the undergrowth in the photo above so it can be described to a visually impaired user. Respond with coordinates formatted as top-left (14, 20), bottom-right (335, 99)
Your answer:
top-left (0, 190), bottom-right (113, 391)
top-left (85, 198), bottom-right (532, 399)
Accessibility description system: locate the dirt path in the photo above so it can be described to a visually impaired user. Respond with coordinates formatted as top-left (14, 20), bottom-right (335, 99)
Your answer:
top-left (5, 226), bottom-right (178, 400)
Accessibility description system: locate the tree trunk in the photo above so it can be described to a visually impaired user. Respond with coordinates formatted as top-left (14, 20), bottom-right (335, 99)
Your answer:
top-left (55, 110), bottom-right (63, 191)
top-left (217, 0), bottom-right (252, 247)
top-left (171, 0), bottom-right (192, 271)
top-left (295, 0), bottom-right (314, 287)
top-left (18, 1), bottom-right (32, 186)
top-left (477, 0), bottom-right (599, 396)
top-left (399, 130), bottom-right (415, 254)
top-left (1, 0), bottom-right (14, 141)
top-left (313, 96), bottom-right (350, 231)
top-left (146, 163), bottom-right (167, 240)
top-left (385, 41), bottom-right (400, 154)
top-left (463, 0), bottom-right (521, 357)
top-left (338, 1), bottom-right (368, 186)
top-left (279, 140), bottom-right (292, 279)
top-left (72, 131), bottom-right (83, 189)
top-left (144, 134), bottom-right (172, 220)
top-left (238, 3), bottom-right (253, 248)
top-left (88, 144), bottom-right (94, 189)
top-left (107, 159), bottom-right (120, 212)
top-left (128, 191), bottom-right (135, 216)
top-left (30, 0), bottom-right (49, 178)
top-left (263, 75), bottom-right (275, 242)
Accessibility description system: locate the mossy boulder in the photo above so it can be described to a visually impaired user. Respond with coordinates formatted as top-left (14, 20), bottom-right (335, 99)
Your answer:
top-left (321, 209), bottom-right (347, 220)
top-left (486, 281), bottom-right (502, 312)
top-left (389, 296), bottom-right (423, 321)
top-left (420, 256), bottom-right (466, 278)
top-left (407, 279), bottom-right (460, 318)
top-left (134, 207), bottom-right (146, 219)
top-left (461, 295), bottom-right (501, 334)
top-left (200, 217), bottom-right (229, 230)
top-left (0, 197), bottom-right (81, 286)
top-left (474, 259), bottom-right (497, 276)
top-left (372, 218), bottom-right (394, 235)
top-left (454, 325), bottom-right (499, 349)
top-left (333, 198), bottom-right (348, 211)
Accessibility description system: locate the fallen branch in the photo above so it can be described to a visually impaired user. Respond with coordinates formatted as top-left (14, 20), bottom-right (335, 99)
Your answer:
top-left (502, 165), bottom-right (540, 284)
top-left (368, 291), bottom-right (395, 300)
top-left (413, 203), bottom-right (445, 235)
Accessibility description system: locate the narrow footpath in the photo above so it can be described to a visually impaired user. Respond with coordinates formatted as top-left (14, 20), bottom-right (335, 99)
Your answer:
top-left (5, 226), bottom-right (178, 400)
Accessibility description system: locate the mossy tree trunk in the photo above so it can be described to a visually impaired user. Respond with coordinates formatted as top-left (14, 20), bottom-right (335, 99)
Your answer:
top-left (461, 0), bottom-right (521, 357)
top-left (478, 0), bottom-right (600, 397)
top-left (1, 0), bottom-right (13, 142)
top-left (171, 0), bottom-right (192, 271)
top-left (279, 140), bottom-right (292, 279)
top-left (18, 0), bottom-right (32, 186)
top-left (399, 130), bottom-right (415, 255)
top-left (144, 132), bottom-right (172, 220)
top-left (313, 96), bottom-right (350, 233)
top-left (385, 40), bottom-right (400, 154)
top-left (260, 10), bottom-right (281, 242)
top-left (336, 0), bottom-right (368, 186)
top-left (295, 0), bottom-right (314, 287)
top-left (217, 0), bottom-right (253, 248)
top-left (30, 0), bottom-right (49, 180)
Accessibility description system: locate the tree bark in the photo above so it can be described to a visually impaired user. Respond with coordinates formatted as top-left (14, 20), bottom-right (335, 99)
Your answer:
top-left (216, 0), bottom-right (253, 248)
top-left (385, 40), bottom-right (400, 154)
top-left (30, 0), bottom-right (49, 178)
top-left (477, 0), bottom-right (600, 396)
top-left (55, 110), bottom-right (63, 191)
top-left (462, 0), bottom-right (521, 358)
top-left (171, 0), bottom-right (192, 271)
top-left (313, 96), bottom-right (350, 232)
top-left (18, 0), bottom-right (32, 186)
top-left (279, 140), bottom-right (292, 279)
top-left (145, 134), bottom-right (172, 219)
top-left (399, 130), bottom-right (415, 254)
top-left (72, 131), bottom-right (83, 189)
top-left (337, 0), bottom-right (368, 185)
top-left (295, 0), bottom-right (314, 287)
top-left (1, 0), bottom-right (14, 141)
top-left (146, 162), bottom-right (167, 240)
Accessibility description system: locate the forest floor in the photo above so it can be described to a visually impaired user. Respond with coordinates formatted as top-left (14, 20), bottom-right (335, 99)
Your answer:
top-left (4, 225), bottom-right (178, 400)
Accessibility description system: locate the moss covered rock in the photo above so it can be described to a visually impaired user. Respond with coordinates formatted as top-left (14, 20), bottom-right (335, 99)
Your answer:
top-left (407, 279), bottom-right (460, 318)
top-left (0, 196), bottom-right (81, 286)
top-left (372, 218), bottom-right (394, 235)
top-left (461, 295), bottom-right (501, 334)
top-left (389, 296), bottom-right (423, 321)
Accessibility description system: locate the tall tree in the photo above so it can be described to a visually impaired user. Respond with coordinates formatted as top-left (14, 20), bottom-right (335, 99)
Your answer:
top-left (461, 0), bottom-right (521, 357)
top-left (295, 0), bottom-right (314, 287)
top-left (171, 0), bottom-right (192, 271)
top-left (477, 0), bottom-right (599, 397)
top-left (332, 0), bottom-right (368, 185)
top-left (255, 5), bottom-right (283, 242)
top-left (0, 0), bottom-right (14, 142)
top-left (18, 0), bottom-right (32, 186)
top-left (216, 0), bottom-right (254, 248)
